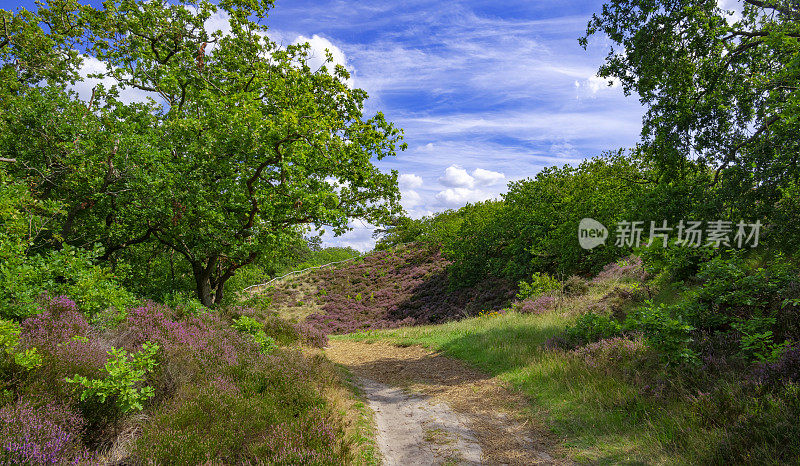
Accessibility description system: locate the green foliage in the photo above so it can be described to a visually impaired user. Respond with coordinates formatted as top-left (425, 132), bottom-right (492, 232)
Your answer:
top-left (562, 313), bottom-right (622, 347)
top-left (732, 317), bottom-right (790, 362)
top-left (375, 210), bottom-right (465, 250)
top-left (66, 342), bottom-right (159, 414)
top-left (625, 302), bottom-right (698, 366)
top-left (436, 154), bottom-right (649, 288)
top-left (584, 0), bottom-right (800, 246)
top-left (0, 318), bottom-right (42, 370)
top-left (1, 166), bottom-right (136, 319)
top-left (2, 0), bottom-right (404, 307)
top-left (232, 316), bottom-right (277, 354)
top-left (516, 272), bottom-right (561, 301)
top-left (639, 244), bottom-right (716, 282)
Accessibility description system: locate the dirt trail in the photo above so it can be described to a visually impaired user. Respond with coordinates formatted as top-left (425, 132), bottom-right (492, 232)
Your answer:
top-left (326, 340), bottom-right (563, 465)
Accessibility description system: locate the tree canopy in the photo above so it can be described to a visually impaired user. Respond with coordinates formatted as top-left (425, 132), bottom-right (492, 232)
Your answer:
top-left (583, 0), bottom-right (800, 220)
top-left (1, 0), bottom-right (404, 305)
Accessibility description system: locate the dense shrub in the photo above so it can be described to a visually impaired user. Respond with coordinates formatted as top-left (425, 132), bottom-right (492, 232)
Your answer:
top-left (135, 350), bottom-right (351, 464)
top-left (625, 302), bottom-right (698, 366)
top-left (518, 295), bottom-right (558, 314)
top-left (548, 312), bottom-right (622, 349)
top-left (516, 272), bottom-right (561, 301)
top-left (708, 384), bottom-right (800, 464)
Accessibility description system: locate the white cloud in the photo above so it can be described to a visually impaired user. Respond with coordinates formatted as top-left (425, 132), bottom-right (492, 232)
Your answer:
top-left (472, 168), bottom-right (505, 186)
top-left (435, 187), bottom-right (496, 206)
top-left (293, 34), bottom-right (353, 87)
top-left (439, 165), bottom-right (475, 188)
top-left (574, 75), bottom-right (621, 98)
top-left (70, 55), bottom-right (157, 105)
top-left (398, 173), bottom-right (423, 189)
top-left (550, 141), bottom-right (579, 158)
top-left (401, 189), bottom-right (423, 208)
top-left (319, 220), bottom-right (376, 252)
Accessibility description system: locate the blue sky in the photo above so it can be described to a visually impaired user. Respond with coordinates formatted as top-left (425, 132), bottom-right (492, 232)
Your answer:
top-left (2, 0), bottom-right (649, 251)
top-left (259, 0), bottom-right (646, 249)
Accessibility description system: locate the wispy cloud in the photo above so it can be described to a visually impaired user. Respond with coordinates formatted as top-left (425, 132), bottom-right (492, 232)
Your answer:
top-left (259, 0), bottom-right (645, 250)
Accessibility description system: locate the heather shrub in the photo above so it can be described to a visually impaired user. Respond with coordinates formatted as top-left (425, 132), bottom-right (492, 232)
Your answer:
top-left (572, 336), bottom-right (661, 383)
top-left (592, 255), bottom-right (646, 283)
top-left (294, 321), bottom-right (328, 348)
top-left (0, 398), bottom-right (92, 464)
top-left (750, 344), bottom-right (800, 388)
top-left (518, 294), bottom-right (558, 314)
top-left (299, 246), bottom-right (515, 334)
top-left (563, 275), bottom-right (589, 296)
top-left (708, 383), bottom-right (800, 464)
top-left (136, 350), bottom-right (351, 465)
top-left (18, 303), bottom-right (109, 401)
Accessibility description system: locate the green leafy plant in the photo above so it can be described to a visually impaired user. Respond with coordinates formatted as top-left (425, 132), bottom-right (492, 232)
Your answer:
top-left (66, 341), bottom-right (159, 413)
top-left (733, 317), bottom-right (790, 362)
top-left (625, 301), bottom-right (698, 366)
top-left (563, 312), bottom-right (622, 347)
top-left (232, 316), bottom-right (277, 354)
top-left (0, 319), bottom-right (43, 370)
top-left (516, 272), bottom-right (561, 301)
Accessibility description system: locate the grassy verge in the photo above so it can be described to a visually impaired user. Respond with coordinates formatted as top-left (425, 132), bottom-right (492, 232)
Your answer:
top-left (333, 308), bottom-right (718, 464)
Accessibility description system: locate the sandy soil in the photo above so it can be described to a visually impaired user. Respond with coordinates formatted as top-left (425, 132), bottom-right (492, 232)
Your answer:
top-left (326, 340), bottom-right (565, 465)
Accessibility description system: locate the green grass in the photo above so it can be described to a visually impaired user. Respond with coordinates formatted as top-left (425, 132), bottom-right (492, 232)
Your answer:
top-left (334, 310), bottom-right (719, 464)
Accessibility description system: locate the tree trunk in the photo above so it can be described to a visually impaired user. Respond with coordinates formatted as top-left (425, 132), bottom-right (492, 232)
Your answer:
top-left (192, 262), bottom-right (214, 307)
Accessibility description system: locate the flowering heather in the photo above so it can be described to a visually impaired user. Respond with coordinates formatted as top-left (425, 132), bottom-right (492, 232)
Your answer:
top-left (518, 295), bottom-right (557, 314)
top-left (294, 321), bottom-right (328, 348)
top-left (38, 295), bottom-right (79, 315)
top-left (572, 336), bottom-right (649, 369)
top-left (592, 255), bottom-right (646, 283)
top-left (0, 399), bottom-right (91, 464)
top-left (292, 245), bottom-right (515, 334)
top-left (750, 344), bottom-right (800, 388)
top-left (20, 307), bottom-right (109, 386)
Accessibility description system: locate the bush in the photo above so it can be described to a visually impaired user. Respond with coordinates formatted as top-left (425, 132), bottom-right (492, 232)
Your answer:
top-left (518, 295), bottom-right (558, 314)
top-left (232, 316), bottom-right (277, 354)
top-left (0, 398), bottom-right (91, 464)
top-left (563, 275), bottom-right (589, 296)
top-left (66, 341), bottom-right (159, 414)
top-left (709, 384), bottom-right (800, 464)
top-left (639, 244), bottom-right (716, 282)
top-left (516, 272), bottom-right (561, 301)
top-left (135, 351), bottom-right (351, 465)
top-left (625, 302), bottom-right (698, 366)
top-left (551, 312), bottom-right (622, 349)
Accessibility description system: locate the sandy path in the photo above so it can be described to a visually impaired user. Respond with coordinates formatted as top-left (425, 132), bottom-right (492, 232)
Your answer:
top-left (327, 340), bottom-right (563, 465)
top-left (361, 377), bottom-right (482, 465)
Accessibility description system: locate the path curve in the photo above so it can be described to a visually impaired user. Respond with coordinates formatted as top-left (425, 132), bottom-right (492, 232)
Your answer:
top-left (327, 340), bottom-right (563, 465)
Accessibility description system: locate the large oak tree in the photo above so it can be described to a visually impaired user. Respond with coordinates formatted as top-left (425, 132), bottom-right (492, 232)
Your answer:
top-left (1, 0), bottom-right (404, 306)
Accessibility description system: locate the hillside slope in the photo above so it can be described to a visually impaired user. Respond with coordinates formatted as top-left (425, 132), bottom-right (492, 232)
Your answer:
top-left (246, 244), bottom-right (516, 334)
